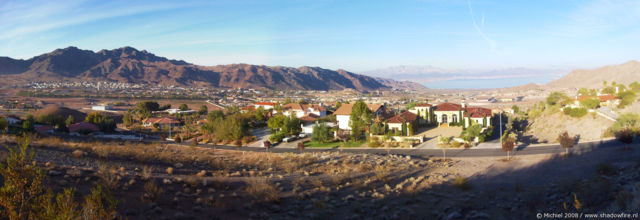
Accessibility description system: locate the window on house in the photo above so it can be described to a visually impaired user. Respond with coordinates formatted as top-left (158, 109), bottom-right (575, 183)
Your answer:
top-left (452, 114), bottom-right (457, 123)
top-left (442, 114), bottom-right (447, 123)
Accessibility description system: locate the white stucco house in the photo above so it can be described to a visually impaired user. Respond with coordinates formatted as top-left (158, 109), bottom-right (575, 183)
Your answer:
top-left (91, 105), bottom-right (113, 111)
top-left (334, 103), bottom-right (385, 130)
top-left (254, 102), bottom-right (276, 110)
top-left (433, 102), bottom-right (492, 128)
top-left (281, 103), bottom-right (326, 118)
top-left (408, 103), bottom-right (433, 124)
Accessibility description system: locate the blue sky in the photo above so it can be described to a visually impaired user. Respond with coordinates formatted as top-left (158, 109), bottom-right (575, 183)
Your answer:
top-left (1, 0), bottom-right (640, 75)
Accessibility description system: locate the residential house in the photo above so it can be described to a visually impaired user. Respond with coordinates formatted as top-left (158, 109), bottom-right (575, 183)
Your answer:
top-left (464, 107), bottom-right (493, 127)
top-left (573, 95), bottom-right (620, 107)
top-left (91, 105), bottom-right (113, 111)
top-left (35, 125), bottom-right (54, 134)
top-left (386, 111), bottom-right (418, 135)
top-left (254, 102), bottom-right (276, 110)
top-left (4, 116), bottom-right (22, 126)
top-left (301, 121), bottom-right (336, 134)
top-left (165, 109), bottom-right (196, 114)
top-left (142, 116), bottom-right (180, 128)
top-left (69, 122), bottom-right (100, 134)
top-left (281, 103), bottom-right (326, 118)
top-left (433, 102), bottom-right (492, 128)
top-left (334, 103), bottom-right (385, 130)
top-left (408, 103), bottom-right (433, 125)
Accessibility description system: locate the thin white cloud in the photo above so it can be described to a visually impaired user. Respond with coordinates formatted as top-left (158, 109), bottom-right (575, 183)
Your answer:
top-left (467, 0), bottom-right (497, 51)
top-left (0, 1), bottom-right (200, 40)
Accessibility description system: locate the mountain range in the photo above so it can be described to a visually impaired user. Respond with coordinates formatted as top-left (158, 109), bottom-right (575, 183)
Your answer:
top-left (0, 46), bottom-right (423, 91)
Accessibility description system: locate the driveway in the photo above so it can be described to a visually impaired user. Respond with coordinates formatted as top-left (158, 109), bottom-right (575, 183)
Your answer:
top-left (247, 128), bottom-right (270, 148)
top-left (414, 126), bottom-right (462, 149)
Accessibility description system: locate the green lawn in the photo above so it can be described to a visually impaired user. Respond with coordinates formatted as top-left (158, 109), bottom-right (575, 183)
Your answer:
top-left (305, 140), bottom-right (366, 148)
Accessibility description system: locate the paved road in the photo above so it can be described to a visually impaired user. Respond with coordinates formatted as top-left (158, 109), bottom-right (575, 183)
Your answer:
top-left (178, 138), bottom-right (632, 158)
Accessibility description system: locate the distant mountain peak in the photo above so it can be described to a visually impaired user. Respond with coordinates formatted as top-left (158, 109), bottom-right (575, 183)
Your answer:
top-left (0, 46), bottom-right (424, 91)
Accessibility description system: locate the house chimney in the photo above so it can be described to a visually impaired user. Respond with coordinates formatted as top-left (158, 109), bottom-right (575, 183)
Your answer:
top-left (616, 86), bottom-right (619, 94)
top-left (461, 100), bottom-right (466, 108)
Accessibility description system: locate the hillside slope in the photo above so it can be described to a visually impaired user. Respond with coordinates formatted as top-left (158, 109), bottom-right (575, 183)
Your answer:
top-left (525, 111), bottom-right (613, 143)
top-left (547, 60), bottom-right (640, 89)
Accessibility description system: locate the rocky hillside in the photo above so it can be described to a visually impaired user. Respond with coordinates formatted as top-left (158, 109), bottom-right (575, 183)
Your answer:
top-left (547, 60), bottom-right (640, 89)
top-left (0, 46), bottom-right (423, 91)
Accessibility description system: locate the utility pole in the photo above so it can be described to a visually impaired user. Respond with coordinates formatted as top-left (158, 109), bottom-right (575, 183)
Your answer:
top-left (499, 110), bottom-right (502, 146)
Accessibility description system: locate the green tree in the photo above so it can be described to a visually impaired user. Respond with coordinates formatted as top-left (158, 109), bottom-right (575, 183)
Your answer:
top-left (178, 104), bottom-right (189, 111)
top-left (65, 115), bottom-right (75, 127)
top-left (629, 81), bottom-right (640, 93)
top-left (546, 92), bottom-right (570, 106)
top-left (198, 105), bottom-right (208, 115)
top-left (462, 124), bottom-right (482, 142)
top-left (122, 112), bottom-right (133, 127)
top-left (610, 112), bottom-right (640, 134)
top-left (601, 86), bottom-right (616, 95)
top-left (617, 90), bottom-right (636, 108)
top-left (312, 123), bottom-right (333, 143)
top-left (136, 101), bottom-right (160, 113)
top-left (406, 102), bottom-right (417, 110)
top-left (335, 101), bottom-right (342, 110)
top-left (23, 114), bottom-right (35, 132)
top-left (267, 115), bottom-right (287, 133)
top-left (0, 117), bottom-right (7, 133)
top-left (579, 97), bottom-right (600, 109)
top-left (349, 101), bottom-right (373, 141)
top-left (369, 122), bottom-right (384, 135)
top-left (511, 105), bottom-right (520, 114)
top-left (254, 106), bottom-right (266, 122)
top-left (85, 112), bottom-right (116, 132)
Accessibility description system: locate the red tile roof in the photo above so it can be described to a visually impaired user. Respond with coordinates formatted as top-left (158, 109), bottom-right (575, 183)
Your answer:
top-left (35, 125), bottom-right (54, 133)
top-left (434, 103), bottom-right (462, 111)
top-left (415, 103), bottom-right (432, 107)
top-left (254, 102), bottom-right (276, 106)
top-left (464, 107), bottom-right (492, 118)
top-left (68, 122), bottom-right (100, 133)
top-left (598, 94), bottom-right (618, 102)
top-left (387, 111), bottom-right (418, 124)
top-left (299, 113), bottom-right (320, 123)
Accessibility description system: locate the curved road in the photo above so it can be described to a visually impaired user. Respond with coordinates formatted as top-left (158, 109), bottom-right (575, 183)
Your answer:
top-left (177, 138), bottom-right (629, 158)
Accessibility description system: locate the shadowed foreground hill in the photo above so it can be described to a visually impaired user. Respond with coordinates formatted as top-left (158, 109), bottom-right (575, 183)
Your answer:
top-left (0, 46), bottom-right (423, 91)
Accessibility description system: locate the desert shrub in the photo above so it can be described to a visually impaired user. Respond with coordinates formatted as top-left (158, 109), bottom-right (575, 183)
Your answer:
top-left (596, 162), bottom-right (617, 176)
top-left (563, 107), bottom-right (588, 118)
top-left (453, 176), bottom-right (471, 190)
top-left (81, 184), bottom-right (118, 220)
top-left (450, 141), bottom-right (463, 148)
top-left (368, 137), bottom-right (382, 148)
top-left (245, 178), bottom-right (281, 203)
top-left (141, 166), bottom-right (153, 180)
top-left (96, 164), bottom-right (120, 190)
top-left (615, 129), bottom-right (634, 145)
top-left (0, 135), bottom-right (46, 219)
top-left (140, 180), bottom-right (162, 202)
top-left (37, 188), bottom-right (80, 220)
